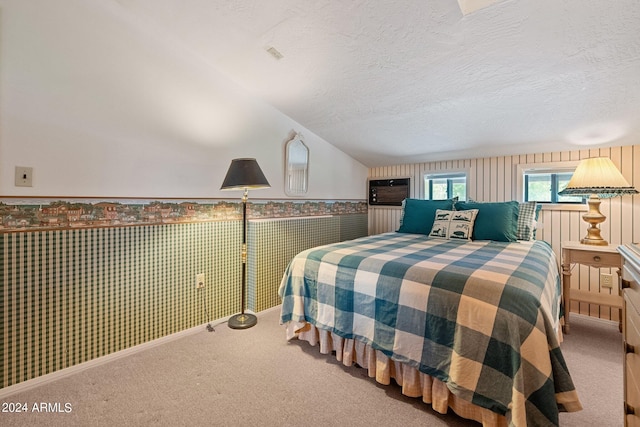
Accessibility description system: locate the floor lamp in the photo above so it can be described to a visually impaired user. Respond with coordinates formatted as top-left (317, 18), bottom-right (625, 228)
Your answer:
top-left (558, 157), bottom-right (638, 245)
top-left (221, 158), bottom-right (271, 329)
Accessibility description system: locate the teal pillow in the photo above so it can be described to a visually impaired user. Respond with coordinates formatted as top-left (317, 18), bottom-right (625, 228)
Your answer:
top-left (454, 201), bottom-right (519, 242)
top-left (397, 199), bottom-right (455, 235)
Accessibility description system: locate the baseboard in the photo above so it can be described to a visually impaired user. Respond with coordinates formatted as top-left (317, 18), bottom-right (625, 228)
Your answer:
top-left (260, 305), bottom-right (282, 315)
top-left (0, 311), bottom-right (255, 400)
top-left (570, 312), bottom-right (621, 329)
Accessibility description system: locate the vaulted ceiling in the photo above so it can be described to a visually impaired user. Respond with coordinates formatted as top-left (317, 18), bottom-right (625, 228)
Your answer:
top-left (111, 0), bottom-right (640, 166)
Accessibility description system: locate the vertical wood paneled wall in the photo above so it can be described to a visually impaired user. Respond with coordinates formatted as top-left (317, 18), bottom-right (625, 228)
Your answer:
top-left (368, 144), bottom-right (640, 321)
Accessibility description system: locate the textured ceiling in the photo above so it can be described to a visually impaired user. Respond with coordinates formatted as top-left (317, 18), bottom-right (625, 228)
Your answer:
top-left (111, 0), bottom-right (640, 167)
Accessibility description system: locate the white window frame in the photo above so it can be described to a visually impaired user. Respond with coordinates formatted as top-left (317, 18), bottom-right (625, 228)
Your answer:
top-left (516, 161), bottom-right (586, 211)
top-left (423, 168), bottom-right (470, 201)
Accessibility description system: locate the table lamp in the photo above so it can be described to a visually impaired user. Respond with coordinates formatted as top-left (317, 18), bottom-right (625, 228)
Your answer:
top-left (558, 157), bottom-right (638, 245)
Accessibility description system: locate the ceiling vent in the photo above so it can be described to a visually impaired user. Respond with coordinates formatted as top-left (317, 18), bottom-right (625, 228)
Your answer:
top-left (457, 0), bottom-right (507, 15)
top-left (265, 46), bottom-right (284, 60)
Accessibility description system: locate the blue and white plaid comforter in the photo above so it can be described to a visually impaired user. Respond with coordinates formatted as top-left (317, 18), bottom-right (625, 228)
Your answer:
top-left (279, 232), bottom-right (582, 426)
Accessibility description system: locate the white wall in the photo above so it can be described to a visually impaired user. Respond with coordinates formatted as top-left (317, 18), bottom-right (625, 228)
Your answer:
top-left (0, 0), bottom-right (367, 199)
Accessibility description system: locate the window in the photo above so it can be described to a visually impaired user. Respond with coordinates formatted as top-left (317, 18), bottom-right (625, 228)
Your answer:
top-left (517, 161), bottom-right (585, 205)
top-left (424, 172), bottom-right (467, 201)
top-left (524, 172), bottom-right (584, 203)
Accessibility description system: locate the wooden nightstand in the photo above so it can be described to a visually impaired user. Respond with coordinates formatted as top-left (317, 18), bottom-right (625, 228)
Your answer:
top-left (561, 241), bottom-right (623, 333)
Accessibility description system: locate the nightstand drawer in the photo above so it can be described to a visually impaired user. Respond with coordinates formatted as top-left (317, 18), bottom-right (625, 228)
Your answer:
top-left (570, 250), bottom-right (622, 268)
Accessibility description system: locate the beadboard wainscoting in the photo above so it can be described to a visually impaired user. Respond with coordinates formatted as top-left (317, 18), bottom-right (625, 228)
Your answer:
top-left (0, 213), bottom-right (367, 390)
top-left (368, 144), bottom-right (640, 322)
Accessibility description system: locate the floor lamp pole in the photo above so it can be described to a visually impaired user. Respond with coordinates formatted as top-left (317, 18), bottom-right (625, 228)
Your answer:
top-left (228, 188), bottom-right (258, 329)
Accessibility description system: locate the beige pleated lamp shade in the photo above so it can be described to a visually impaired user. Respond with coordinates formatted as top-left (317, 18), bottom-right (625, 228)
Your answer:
top-left (558, 157), bottom-right (638, 198)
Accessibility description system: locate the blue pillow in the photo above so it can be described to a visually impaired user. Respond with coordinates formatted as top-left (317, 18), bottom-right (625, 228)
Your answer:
top-left (454, 201), bottom-right (519, 242)
top-left (397, 199), bottom-right (455, 235)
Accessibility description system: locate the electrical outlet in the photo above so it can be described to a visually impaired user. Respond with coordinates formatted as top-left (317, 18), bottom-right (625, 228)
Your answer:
top-left (600, 272), bottom-right (614, 288)
top-left (15, 166), bottom-right (33, 187)
top-left (196, 273), bottom-right (205, 289)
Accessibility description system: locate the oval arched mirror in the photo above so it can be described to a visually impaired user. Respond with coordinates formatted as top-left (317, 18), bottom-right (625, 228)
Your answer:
top-left (285, 133), bottom-right (309, 196)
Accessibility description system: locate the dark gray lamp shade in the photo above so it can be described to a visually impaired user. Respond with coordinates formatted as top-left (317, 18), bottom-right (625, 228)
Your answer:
top-left (220, 158), bottom-right (271, 190)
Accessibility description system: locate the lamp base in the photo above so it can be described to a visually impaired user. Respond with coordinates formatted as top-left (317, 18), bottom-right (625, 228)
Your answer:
top-left (580, 194), bottom-right (608, 246)
top-left (228, 313), bottom-right (257, 329)
top-left (580, 237), bottom-right (609, 246)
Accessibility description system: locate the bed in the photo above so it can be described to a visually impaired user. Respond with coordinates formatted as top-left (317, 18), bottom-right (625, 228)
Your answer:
top-left (279, 200), bottom-right (582, 426)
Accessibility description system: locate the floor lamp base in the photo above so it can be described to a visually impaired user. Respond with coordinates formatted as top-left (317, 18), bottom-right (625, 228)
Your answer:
top-left (228, 313), bottom-right (257, 329)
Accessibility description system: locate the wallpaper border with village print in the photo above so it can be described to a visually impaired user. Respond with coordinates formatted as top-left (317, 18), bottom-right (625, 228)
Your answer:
top-left (0, 198), bottom-right (367, 232)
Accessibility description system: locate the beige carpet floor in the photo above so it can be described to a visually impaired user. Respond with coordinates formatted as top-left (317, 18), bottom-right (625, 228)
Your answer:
top-left (0, 307), bottom-right (623, 426)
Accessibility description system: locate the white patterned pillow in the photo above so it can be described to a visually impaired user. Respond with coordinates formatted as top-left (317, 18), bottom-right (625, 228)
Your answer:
top-left (429, 209), bottom-right (478, 240)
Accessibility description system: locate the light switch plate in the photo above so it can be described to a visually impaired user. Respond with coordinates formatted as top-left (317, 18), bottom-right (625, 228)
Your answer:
top-left (15, 166), bottom-right (33, 187)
